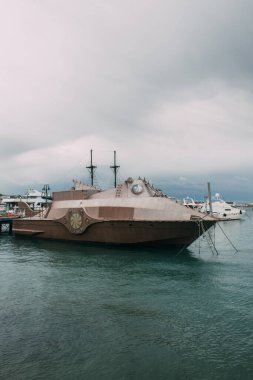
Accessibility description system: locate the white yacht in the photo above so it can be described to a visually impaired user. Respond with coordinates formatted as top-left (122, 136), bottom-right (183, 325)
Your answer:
top-left (1, 187), bottom-right (52, 213)
top-left (200, 193), bottom-right (245, 220)
top-left (182, 196), bottom-right (199, 209)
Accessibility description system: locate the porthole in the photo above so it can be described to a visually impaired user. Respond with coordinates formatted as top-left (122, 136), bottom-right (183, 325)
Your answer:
top-left (131, 184), bottom-right (143, 194)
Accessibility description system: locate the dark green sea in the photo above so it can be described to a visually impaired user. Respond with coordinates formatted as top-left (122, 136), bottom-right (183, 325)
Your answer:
top-left (1, 211), bottom-right (253, 380)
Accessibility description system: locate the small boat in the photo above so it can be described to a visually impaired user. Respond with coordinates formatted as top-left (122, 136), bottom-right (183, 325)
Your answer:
top-left (13, 177), bottom-right (216, 248)
top-left (182, 196), bottom-right (199, 209)
top-left (1, 187), bottom-right (52, 216)
top-left (200, 193), bottom-right (245, 221)
top-left (0, 202), bottom-right (23, 218)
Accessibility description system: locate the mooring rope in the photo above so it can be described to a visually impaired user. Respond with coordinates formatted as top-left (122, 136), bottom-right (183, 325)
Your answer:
top-left (176, 244), bottom-right (188, 256)
top-left (200, 219), bottom-right (219, 255)
top-left (216, 222), bottom-right (238, 253)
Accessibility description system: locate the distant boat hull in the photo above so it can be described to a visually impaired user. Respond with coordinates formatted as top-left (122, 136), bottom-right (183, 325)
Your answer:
top-left (13, 218), bottom-right (215, 248)
top-left (201, 204), bottom-right (244, 221)
top-left (211, 213), bottom-right (243, 221)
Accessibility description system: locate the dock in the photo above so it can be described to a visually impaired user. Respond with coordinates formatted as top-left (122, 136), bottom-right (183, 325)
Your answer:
top-left (0, 217), bottom-right (13, 234)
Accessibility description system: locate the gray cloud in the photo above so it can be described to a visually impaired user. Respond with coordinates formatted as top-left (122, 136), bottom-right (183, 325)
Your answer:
top-left (1, 0), bottom-right (253, 198)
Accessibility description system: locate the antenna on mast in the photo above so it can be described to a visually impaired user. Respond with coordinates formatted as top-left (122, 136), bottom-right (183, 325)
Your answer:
top-left (110, 150), bottom-right (120, 188)
top-left (86, 149), bottom-right (97, 186)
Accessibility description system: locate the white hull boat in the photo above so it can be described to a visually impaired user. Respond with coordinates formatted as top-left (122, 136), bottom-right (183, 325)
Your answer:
top-left (200, 193), bottom-right (245, 221)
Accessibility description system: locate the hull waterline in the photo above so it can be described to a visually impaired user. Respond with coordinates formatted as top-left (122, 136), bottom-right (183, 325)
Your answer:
top-left (13, 219), bottom-right (215, 248)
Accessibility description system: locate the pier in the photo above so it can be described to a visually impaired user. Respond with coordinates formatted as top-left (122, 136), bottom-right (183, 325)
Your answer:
top-left (0, 217), bottom-right (13, 234)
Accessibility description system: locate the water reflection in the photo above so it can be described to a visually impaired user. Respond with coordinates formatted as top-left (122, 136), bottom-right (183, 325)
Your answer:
top-left (1, 217), bottom-right (253, 380)
top-left (9, 234), bottom-right (201, 264)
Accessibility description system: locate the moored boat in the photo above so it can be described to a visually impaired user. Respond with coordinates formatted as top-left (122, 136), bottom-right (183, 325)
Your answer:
top-left (182, 196), bottom-right (200, 209)
top-left (200, 193), bottom-right (245, 221)
top-left (13, 177), bottom-right (216, 248)
top-left (1, 187), bottom-right (52, 213)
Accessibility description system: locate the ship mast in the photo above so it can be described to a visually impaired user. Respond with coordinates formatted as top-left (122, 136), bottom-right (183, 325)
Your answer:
top-left (207, 182), bottom-right (213, 215)
top-left (86, 149), bottom-right (97, 186)
top-left (110, 150), bottom-right (120, 188)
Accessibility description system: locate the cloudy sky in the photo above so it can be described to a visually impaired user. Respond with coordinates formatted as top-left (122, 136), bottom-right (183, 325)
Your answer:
top-left (1, 0), bottom-right (253, 200)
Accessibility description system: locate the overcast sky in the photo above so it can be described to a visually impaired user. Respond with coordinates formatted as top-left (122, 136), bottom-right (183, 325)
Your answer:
top-left (1, 0), bottom-right (253, 200)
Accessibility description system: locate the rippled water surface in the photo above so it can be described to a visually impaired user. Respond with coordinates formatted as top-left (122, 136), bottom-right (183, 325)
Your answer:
top-left (1, 211), bottom-right (253, 379)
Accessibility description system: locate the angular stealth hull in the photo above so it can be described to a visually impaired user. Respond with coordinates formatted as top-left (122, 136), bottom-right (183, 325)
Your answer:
top-left (13, 178), bottom-right (216, 248)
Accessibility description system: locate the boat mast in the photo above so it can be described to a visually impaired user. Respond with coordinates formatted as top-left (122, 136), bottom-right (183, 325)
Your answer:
top-left (207, 182), bottom-right (213, 215)
top-left (42, 184), bottom-right (51, 207)
top-left (86, 149), bottom-right (97, 186)
top-left (110, 150), bottom-right (120, 188)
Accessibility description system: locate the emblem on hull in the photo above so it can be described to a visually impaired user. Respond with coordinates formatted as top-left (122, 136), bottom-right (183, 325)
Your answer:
top-left (56, 208), bottom-right (102, 235)
top-left (70, 212), bottom-right (83, 230)
top-left (68, 209), bottom-right (85, 234)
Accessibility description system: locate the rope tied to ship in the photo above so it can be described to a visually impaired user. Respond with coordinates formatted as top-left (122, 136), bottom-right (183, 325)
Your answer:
top-left (195, 216), bottom-right (239, 255)
top-left (216, 222), bottom-right (238, 253)
top-left (198, 219), bottom-right (219, 255)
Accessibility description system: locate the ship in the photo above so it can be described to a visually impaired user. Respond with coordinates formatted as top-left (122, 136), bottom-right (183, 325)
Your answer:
top-left (13, 151), bottom-right (216, 248)
top-left (0, 186), bottom-right (52, 217)
top-left (200, 193), bottom-right (245, 221)
top-left (13, 176), bottom-right (216, 248)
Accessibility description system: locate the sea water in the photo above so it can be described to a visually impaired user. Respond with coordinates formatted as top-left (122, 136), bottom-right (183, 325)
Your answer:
top-left (0, 210), bottom-right (253, 380)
